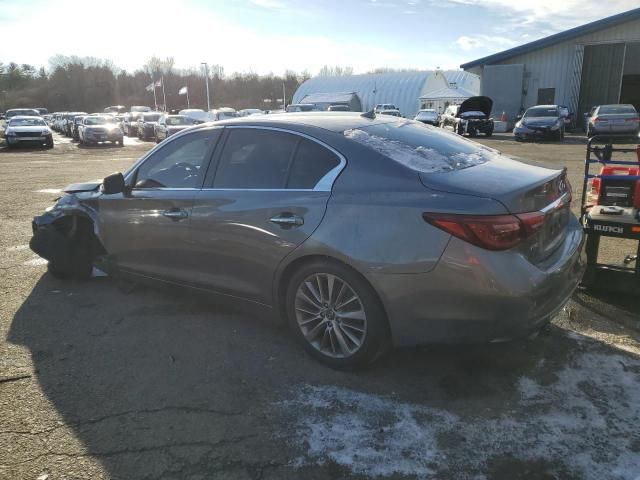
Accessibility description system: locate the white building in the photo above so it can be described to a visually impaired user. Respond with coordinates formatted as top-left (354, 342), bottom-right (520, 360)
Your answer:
top-left (292, 70), bottom-right (480, 118)
top-left (461, 8), bottom-right (640, 126)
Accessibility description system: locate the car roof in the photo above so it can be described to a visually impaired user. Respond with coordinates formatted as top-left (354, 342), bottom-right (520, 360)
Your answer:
top-left (199, 112), bottom-right (401, 133)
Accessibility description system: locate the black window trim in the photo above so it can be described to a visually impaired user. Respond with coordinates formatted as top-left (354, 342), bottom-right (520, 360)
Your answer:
top-left (203, 125), bottom-right (347, 192)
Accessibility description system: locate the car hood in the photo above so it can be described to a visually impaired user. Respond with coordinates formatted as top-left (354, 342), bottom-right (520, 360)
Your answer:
top-left (457, 96), bottom-right (493, 117)
top-left (8, 126), bottom-right (49, 133)
top-left (523, 116), bottom-right (559, 127)
top-left (63, 181), bottom-right (101, 193)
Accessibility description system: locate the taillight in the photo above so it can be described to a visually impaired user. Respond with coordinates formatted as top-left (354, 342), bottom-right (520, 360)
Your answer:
top-left (594, 117), bottom-right (608, 123)
top-left (625, 118), bottom-right (640, 122)
top-left (422, 212), bottom-right (545, 251)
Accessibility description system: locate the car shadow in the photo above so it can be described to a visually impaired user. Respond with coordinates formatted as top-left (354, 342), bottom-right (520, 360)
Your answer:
top-left (6, 273), bottom-right (639, 478)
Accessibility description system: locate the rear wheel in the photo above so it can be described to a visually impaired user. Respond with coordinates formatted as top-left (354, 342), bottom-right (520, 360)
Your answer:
top-left (118, 138), bottom-right (124, 147)
top-left (286, 261), bottom-right (389, 369)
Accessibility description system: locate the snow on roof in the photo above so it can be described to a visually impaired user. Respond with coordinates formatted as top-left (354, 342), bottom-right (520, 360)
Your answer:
top-left (419, 85), bottom-right (477, 100)
top-left (300, 92), bottom-right (357, 104)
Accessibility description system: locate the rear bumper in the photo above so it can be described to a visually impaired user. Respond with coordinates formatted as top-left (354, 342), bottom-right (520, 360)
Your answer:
top-left (370, 215), bottom-right (586, 347)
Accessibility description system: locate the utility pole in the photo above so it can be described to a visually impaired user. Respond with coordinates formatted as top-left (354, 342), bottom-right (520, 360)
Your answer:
top-left (282, 82), bottom-right (286, 110)
top-left (201, 62), bottom-right (210, 111)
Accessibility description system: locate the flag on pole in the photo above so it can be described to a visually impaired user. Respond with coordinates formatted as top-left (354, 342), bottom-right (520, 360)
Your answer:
top-left (178, 86), bottom-right (188, 95)
top-left (155, 79), bottom-right (162, 87)
top-left (145, 82), bottom-right (155, 92)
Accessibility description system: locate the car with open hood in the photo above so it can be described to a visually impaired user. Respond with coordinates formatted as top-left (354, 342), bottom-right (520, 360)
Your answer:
top-left (452, 96), bottom-right (494, 137)
top-left (513, 105), bottom-right (566, 141)
top-left (29, 112), bottom-right (584, 368)
top-left (4, 115), bottom-right (53, 148)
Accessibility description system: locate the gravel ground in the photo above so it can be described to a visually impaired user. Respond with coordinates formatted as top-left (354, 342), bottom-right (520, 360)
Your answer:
top-left (0, 131), bottom-right (639, 480)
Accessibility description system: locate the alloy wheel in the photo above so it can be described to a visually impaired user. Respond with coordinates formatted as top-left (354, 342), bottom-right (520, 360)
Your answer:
top-left (294, 273), bottom-right (367, 358)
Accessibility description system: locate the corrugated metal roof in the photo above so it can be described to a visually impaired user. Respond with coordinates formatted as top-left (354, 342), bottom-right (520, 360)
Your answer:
top-left (460, 7), bottom-right (640, 69)
top-left (419, 85), bottom-right (477, 100)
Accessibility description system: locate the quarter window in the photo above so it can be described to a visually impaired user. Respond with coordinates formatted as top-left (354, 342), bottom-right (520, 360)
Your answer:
top-left (288, 139), bottom-right (340, 189)
top-left (134, 129), bottom-right (219, 189)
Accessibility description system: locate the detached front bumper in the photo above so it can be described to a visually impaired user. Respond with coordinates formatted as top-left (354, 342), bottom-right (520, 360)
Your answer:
top-left (370, 215), bottom-right (586, 347)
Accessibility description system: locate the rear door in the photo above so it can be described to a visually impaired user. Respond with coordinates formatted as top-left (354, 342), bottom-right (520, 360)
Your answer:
top-left (190, 126), bottom-right (345, 305)
top-left (97, 128), bottom-right (221, 282)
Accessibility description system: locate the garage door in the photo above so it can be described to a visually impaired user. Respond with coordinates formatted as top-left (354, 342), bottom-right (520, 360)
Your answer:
top-left (577, 43), bottom-right (625, 126)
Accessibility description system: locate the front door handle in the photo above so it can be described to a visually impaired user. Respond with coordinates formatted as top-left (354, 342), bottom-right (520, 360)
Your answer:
top-left (163, 208), bottom-right (189, 220)
top-left (270, 213), bottom-right (304, 227)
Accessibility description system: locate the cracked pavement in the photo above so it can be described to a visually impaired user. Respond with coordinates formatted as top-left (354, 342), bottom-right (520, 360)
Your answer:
top-left (0, 133), bottom-right (639, 479)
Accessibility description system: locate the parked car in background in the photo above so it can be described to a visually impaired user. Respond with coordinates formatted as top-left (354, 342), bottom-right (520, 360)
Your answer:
top-left (209, 108), bottom-right (238, 121)
top-left (64, 112), bottom-right (88, 136)
top-left (414, 109), bottom-right (440, 126)
top-left (124, 112), bottom-right (144, 136)
top-left (286, 104), bottom-right (317, 112)
top-left (78, 115), bottom-right (124, 146)
top-left (374, 104), bottom-right (400, 115)
top-left (378, 109), bottom-right (401, 117)
top-left (586, 104), bottom-right (640, 138)
top-left (104, 105), bottom-right (127, 114)
top-left (558, 105), bottom-right (574, 131)
top-left (439, 104), bottom-right (460, 129)
top-left (130, 106), bottom-right (152, 113)
top-left (5, 116), bottom-right (53, 148)
top-left (154, 114), bottom-right (196, 143)
top-left (71, 115), bottom-right (87, 141)
top-left (237, 108), bottom-right (264, 117)
top-left (30, 113), bottom-right (584, 368)
top-left (452, 96), bottom-right (494, 137)
top-left (179, 109), bottom-right (211, 124)
top-left (35, 108), bottom-right (49, 116)
top-left (513, 105), bottom-right (565, 141)
top-left (327, 105), bottom-right (350, 112)
top-left (137, 112), bottom-right (162, 140)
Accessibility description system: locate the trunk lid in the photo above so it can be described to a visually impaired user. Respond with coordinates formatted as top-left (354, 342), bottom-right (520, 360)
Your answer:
top-left (420, 155), bottom-right (571, 262)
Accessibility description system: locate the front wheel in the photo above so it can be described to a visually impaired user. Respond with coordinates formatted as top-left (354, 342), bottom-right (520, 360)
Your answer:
top-left (118, 138), bottom-right (124, 147)
top-left (285, 261), bottom-right (389, 369)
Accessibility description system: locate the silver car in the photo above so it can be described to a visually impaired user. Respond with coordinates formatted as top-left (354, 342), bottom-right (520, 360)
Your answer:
top-left (586, 104), bottom-right (639, 138)
top-left (29, 113), bottom-right (585, 368)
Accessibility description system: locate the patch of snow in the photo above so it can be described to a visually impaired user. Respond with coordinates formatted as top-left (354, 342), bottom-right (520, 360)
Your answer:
top-left (23, 257), bottom-right (47, 266)
top-left (6, 244), bottom-right (29, 252)
top-left (344, 128), bottom-right (487, 173)
top-left (35, 188), bottom-right (61, 194)
top-left (282, 349), bottom-right (640, 479)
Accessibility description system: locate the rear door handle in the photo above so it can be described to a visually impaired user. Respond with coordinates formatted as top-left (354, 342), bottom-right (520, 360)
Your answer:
top-left (163, 208), bottom-right (189, 220)
top-left (270, 213), bottom-right (304, 227)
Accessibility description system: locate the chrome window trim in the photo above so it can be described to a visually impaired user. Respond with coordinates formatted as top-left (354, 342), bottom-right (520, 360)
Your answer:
top-left (214, 125), bottom-right (347, 192)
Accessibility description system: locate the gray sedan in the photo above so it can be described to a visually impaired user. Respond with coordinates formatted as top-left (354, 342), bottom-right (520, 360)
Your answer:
top-left (29, 113), bottom-right (585, 368)
top-left (586, 104), bottom-right (639, 138)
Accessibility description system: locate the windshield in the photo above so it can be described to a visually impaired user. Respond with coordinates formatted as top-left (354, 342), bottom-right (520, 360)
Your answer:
top-left (525, 107), bottom-right (559, 117)
top-left (84, 116), bottom-right (116, 125)
top-left (166, 116), bottom-right (193, 126)
top-left (218, 112), bottom-right (237, 119)
top-left (345, 121), bottom-right (490, 173)
top-left (7, 109), bottom-right (39, 118)
top-left (144, 114), bottom-right (161, 122)
top-left (9, 118), bottom-right (46, 126)
top-left (417, 111), bottom-right (437, 117)
top-left (598, 105), bottom-right (637, 114)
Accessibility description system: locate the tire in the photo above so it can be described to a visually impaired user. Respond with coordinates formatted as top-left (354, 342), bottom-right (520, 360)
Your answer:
top-left (554, 130), bottom-right (562, 141)
top-left (118, 138), bottom-right (124, 147)
top-left (456, 123), bottom-right (464, 135)
top-left (155, 135), bottom-right (160, 144)
top-left (46, 228), bottom-right (94, 281)
top-left (485, 130), bottom-right (493, 137)
top-left (128, 127), bottom-right (133, 137)
top-left (285, 260), bottom-right (389, 369)
top-left (46, 138), bottom-right (54, 149)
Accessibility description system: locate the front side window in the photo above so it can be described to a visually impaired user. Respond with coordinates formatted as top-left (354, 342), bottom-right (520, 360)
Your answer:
top-left (213, 129), bottom-right (298, 189)
top-left (134, 129), bottom-right (219, 189)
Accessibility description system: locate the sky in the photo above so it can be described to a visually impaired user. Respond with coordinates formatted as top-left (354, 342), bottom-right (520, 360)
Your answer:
top-left (0, 0), bottom-right (638, 75)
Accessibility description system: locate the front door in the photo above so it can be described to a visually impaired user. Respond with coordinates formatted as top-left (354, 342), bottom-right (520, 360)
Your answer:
top-left (190, 127), bottom-right (344, 305)
top-left (97, 128), bottom-right (221, 282)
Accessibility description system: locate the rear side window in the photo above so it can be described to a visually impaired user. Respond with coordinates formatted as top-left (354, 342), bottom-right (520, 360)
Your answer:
top-left (345, 121), bottom-right (491, 173)
top-left (288, 139), bottom-right (340, 189)
top-left (213, 129), bottom-right (298, 189)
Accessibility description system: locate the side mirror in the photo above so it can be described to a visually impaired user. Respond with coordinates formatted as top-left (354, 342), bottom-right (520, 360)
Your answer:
top-left (102, 172), bottom-right (125, 195)
top-left (516, 114), bottom-right (523, 120)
